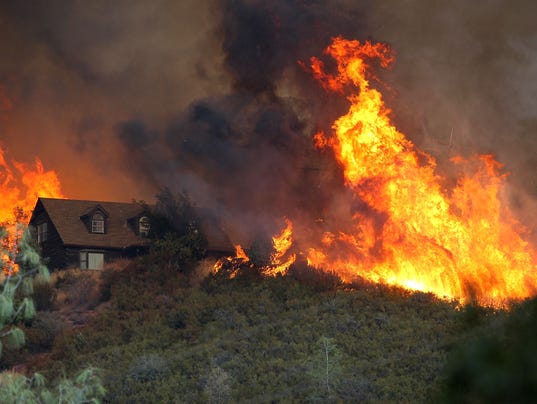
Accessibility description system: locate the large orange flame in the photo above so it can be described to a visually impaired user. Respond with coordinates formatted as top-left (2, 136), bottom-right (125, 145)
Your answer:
top-left (0, 146), bottom-right (63, 224)
top-left (0, 145), bottom-right (63, 276)
top-left (305, 37), bottom-right (536, 306)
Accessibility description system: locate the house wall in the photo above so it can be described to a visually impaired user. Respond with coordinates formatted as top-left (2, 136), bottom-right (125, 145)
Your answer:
top-left (64, 246), bottom-right (149, 269)
top-left (31, 210), bottom-right (143, 270)
top-left (30, 208), bottom-right (67, 270)
top-left (30, 199), bottom-right (150, 271)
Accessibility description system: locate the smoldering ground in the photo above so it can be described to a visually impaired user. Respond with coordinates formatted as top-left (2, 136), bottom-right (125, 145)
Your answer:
top-left (1, 0), bottom-right (537, 242)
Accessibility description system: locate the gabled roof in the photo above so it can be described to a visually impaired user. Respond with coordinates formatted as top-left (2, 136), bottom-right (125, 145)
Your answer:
top-left (31, 198), bottom-right (147, 249)
top-left (30, 197), bottom-right (234, 253)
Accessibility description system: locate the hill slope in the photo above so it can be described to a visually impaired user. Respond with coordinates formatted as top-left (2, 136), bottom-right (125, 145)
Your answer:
top-left (22, 258), bottom-right (464, 402)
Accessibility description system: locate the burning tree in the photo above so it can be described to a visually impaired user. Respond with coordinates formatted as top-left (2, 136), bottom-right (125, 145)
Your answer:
top-left (0, 221), bottom-right (50, 359)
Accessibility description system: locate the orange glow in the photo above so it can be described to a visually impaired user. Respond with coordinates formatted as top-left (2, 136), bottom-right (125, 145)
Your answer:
top-left (0, 145), bottom-right (63, 276)
top-left (0, 147), bottom-right (63, 224)
top-left (212, 244), bottom-right (251, 279)
top-left (214, 220), bottom-right (297, 278)
top-left (2, 253), bottom-right (19, 277)
top-left (234, 244), bottom-right (250, 262)
top-left (305, 37), bottom-right (536, 306)
top-left (266, 218), bottom-right (296, 276)
top-left (313, 131), bottom-right (330, 149)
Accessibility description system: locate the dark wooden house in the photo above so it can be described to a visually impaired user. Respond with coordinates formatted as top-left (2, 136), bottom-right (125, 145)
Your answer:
top-left (29, 197), bottom-right (234, 270)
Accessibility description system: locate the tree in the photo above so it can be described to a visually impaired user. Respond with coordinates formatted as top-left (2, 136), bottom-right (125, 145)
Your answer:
top-left (307, 336), bottom-right (343, 399)
top-left (0, 222), bottom-right (49, 360)
top-left (204, 366), bottom-right (232, 404)
top-left (146, 188), bottom-right (208, 270)
top-left (0, 367), bottom-right (106, 403)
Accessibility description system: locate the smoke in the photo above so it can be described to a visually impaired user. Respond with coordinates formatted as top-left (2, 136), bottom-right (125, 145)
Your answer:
top-left (1, 0), bottom-right (537, 241)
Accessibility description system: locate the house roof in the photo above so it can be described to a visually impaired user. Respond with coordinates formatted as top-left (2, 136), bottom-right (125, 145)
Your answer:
top-left (31, 198), bottom-right (147, 249)
top-left (30, 197), bottom-right (234, 253)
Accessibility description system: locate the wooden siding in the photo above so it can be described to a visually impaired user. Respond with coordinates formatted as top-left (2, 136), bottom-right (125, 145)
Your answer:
top-left (31, 203), bottom-right (67, 270)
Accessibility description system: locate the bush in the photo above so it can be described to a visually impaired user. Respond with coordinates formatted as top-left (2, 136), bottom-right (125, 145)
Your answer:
top-left (0, 367), bottom-right (106, 403)
top-left (126, 354), bottom-right (169, 382)
top-left (100, 268), bottom-right (122, 302)
top-left (24, 312), bottom-right (66, 352)
top-left (146, 188), bottom-right (208, 271)
top-left (440, 298), bottom-right (537, 402)
top-left (32, 281), bottom-right (57, 312)
top-left (203, 366), bottom-right (232, 404)
top-left (55, 270), bottom-right (101, 309)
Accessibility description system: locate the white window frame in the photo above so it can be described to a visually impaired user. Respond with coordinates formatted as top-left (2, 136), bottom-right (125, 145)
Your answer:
top-left (80, 251), bottom-right (105, 270)
top-left (139, 216), bottom-right (150, 237)
top-left (91, 213), bottom-right (105, 233)
top-left (37, 222), bottom-right (48, 243)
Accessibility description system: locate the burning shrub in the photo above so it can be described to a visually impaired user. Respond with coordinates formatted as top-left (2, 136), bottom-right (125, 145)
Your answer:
top-left (0, 224), bottom-right (50, 361)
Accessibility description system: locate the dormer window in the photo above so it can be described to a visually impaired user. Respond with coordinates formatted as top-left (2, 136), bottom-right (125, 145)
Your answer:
top-left (139, 216), bottom-right (150, 237)
top-left (92, 212), bottom-right (105, 233)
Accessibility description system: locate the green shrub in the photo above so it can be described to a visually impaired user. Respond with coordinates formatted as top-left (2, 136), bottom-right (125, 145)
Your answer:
top-left (0, 224), bottom-right (50, 362)
top-left (202, 366), bottom-right (232, 404)
top-left (126, 354), bottom-right (169, 382)
top-left (440, 298), bottom-right (537, 403)
top-left (0, 366), bottom-right (106, 403)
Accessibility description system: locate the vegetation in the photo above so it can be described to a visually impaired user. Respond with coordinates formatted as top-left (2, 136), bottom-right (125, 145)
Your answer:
top-left (0, 224), bottom-right (49, 359)
top-left (1, 201), bottom-right (534, 402)
top-left (13, 259), bottom-right (462, 402)
top-left (0, 367), bottom-right (105, 403)
top-left (5, 250), bottom-right (537, 402)
top-left (142, 188), bottom-right (207, 272)
top-left (440, 299), bottom-right (537, 402)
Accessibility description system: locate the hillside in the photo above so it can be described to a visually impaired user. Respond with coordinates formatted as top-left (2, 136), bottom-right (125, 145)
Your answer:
top-left (4, 248), bottom-right (537, 403)
top-left (3, 256), bottom-right (472, 403)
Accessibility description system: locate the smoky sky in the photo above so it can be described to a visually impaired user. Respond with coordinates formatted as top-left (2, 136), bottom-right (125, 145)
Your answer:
top-left (1, 0), bottom-right (537, 241)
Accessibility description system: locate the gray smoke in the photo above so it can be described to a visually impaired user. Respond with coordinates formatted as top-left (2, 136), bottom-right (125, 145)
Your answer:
top-left (1, 0), bottom-right (537, 242)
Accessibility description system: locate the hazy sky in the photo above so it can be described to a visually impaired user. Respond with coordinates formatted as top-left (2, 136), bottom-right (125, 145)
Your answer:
top-left (1, 0), bottom-right (537, 237)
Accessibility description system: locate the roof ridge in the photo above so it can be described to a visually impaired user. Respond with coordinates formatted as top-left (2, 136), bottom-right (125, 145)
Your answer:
top-left (38, 197), bottom-right (139, 205)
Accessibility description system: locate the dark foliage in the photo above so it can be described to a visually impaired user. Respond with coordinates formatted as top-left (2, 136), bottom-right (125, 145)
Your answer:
top-left (145, 188), bottom-right (208, 271)
top-left (32, 281), bottom-right (57, 311)
top-left (440, 298), bottom-right (537, 403)
top-left (286, 259), bottom-right (342, 292)
top-left (23, 312), bottom-right (66, 352)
